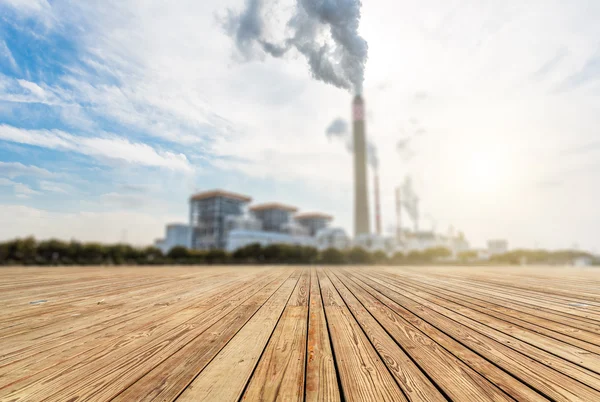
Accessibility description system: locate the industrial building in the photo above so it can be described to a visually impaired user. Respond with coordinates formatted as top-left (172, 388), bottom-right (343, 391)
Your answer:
top-left (249, 203), bottom-right (307, 235)
top-left (153, 189), bottom-right (344, 253)
top-left (295, 212), bottom-right (333, 236)
top-left (315, 228), bottom-right (352, 251)
top-left (189, 190), bottom-right (252, 250)
top-left (154, 223), bottom-right (192, 254)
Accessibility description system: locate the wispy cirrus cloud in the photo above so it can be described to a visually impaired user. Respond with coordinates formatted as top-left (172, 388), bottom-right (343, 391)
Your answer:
top-left (0, 161), bottom-right (53, 178)
top-left (39, 180), bottom-right (74, 193)
top-left (0, 40), bottom-right (19, 72)
top-left (0, 177), bottom-right (40, 198)
top-left (0, 124), bottom-right (194, 172)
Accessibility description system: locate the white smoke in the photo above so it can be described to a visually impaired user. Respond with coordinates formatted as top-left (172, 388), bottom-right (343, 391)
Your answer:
top-left (325, 117), bottom-right (378, 170)
top-left (223, 0), bottom-right (368, 93)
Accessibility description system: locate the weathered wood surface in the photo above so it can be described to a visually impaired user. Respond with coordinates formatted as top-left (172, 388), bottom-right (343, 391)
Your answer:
top-left (0, 265), bottom-right (599, 401)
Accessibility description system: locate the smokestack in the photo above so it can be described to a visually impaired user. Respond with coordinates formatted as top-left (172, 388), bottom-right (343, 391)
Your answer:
top-left (374, 172), bottom-right (381, 235)
top-left (395, 186), bottom-right (402, 242)
top-left (353, 94), bottom-right (370, 236)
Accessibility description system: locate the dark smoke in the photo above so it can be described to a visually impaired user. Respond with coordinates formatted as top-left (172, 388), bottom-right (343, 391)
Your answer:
top-left (223, 0), bottom-right (368, 93)
top-left (326, 118), bottom-right (348, 139)
top-left (325, 117), bottom-right (378, 170)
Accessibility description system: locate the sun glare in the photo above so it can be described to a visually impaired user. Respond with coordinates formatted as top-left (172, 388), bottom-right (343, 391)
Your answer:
top-left (459, 148), bottom-right (509, 194)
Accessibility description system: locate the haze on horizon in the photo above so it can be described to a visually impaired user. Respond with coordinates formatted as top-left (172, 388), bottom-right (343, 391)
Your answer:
top-left (0, 0), bottom-right (599, 251)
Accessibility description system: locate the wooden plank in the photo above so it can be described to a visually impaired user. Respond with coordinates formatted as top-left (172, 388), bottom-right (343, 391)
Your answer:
top-left (337, 269), bottom-right (526, 401)
top-left (351, 270), bottom-right (600, 402)
top-left (368, 270), bottom-right (600, 388)
top-left (113, 271), bottom-right (294, 401)
top-left (389, 274), bottom-right (600, 351)
top-left (241, 269), bottom-right (310, 401)
top-left (413, 274), bottom-right (600, 336)
top-left (0, 269), bottom-right (287, 400)
top-left (376, 271), bottom-right (600, 362)
top-left (317, 269), bottom-right (408, 402)
top-left (241, 306), bottom-right (308, 401)
top-left (176, 274), bottom-right (299, 401)
top-left (0, 272), bottom-right (254, 367)
top-left (324, 268), bottom-right (446, 402)
top-left (305, 268), bottom-right (341, 402)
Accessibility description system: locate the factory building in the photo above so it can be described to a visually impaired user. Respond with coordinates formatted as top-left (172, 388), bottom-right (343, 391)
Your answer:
top-left (250, 203), bottom-right (299, 233)
top-left (315, 228), bottom-right (351, 251)
top-left (189, 190), bottom-right (252, 250)
top-left (295, 212), bottom-right (333, 236)
top-left (226, 230), bottom-right (315, 252)
top-left (181, 189), bottom-right (336, 252)
top-left (154, 223), bottom-right (191, 254)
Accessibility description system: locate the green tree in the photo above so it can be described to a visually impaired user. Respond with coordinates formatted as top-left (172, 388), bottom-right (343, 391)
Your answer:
top-left (346, 247), bottom-right (372, 265)
top-left (140, 246), bottom-right (163, 264)
top-left (390, 251), bottom-right (405, 265)
top-left (423, 247), bottom-right (452, 262)
top-left (12, 237), bottom-right (37, 265)
top-left (372, 250), bottom-right (389, 265)
top-left (262, 244), bottom-right (283, 264)
top-left (36, 239), bottom-right (69, 265)
top-left (320, 248), bottom-right (346, 264)
top-left (457, 250), bottom-right (478, 262)
top-left (81, 243), bottom-right (106, 265)
top-left (167, 246), bottom-right (191, 263)
top-left (205, 249), bottom-right (228, 264)
top-left (299, 246), bottom-right (319, 264)
top-left (233, 243), bottom-right (263, 264)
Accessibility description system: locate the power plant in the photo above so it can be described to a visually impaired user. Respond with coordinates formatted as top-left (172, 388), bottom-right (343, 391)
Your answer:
top-left (352, 94), bottom-right (370, 237)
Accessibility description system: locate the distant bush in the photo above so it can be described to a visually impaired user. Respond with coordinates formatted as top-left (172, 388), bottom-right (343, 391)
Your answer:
top-left (0, 237), bottom-right (594, 266)
top-left (319, 248), bottom-right (346, 264)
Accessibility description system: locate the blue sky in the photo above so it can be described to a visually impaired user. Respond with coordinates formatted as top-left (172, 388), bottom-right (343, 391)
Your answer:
top-left (1, 0), bottom-right (600, 250)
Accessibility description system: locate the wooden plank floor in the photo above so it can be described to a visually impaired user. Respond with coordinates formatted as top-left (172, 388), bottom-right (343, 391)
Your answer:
top-left (0, 266), bottom-right (599, 401)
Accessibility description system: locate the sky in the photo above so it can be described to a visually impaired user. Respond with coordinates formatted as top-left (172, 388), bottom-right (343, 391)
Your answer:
top-left (1, 0), bottom-right (600, 250)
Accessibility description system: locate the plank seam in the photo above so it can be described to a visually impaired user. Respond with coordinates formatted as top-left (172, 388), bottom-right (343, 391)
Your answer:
top-left (347, 270), bottom-right (550, 402)
top-left (316, 269), bottom-right (347, 402)
top-left (326, 268), bottom-right (450, 402)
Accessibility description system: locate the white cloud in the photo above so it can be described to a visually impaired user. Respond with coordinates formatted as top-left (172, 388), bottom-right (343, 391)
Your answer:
top-left (0, 0), bottom-right (54, 26)
top-left (17, 79), bottom-right (47, 98)
top-left (0, 204), bottom-right (178, 245)
top-left (101, 192), bottom-right (145, 209)
top-left (39, 180), bottom-right (73, 194)
top-left (0, 177), bottom-right (40, 197)
top-left (0, 124), bottom-right (194, 172)
top-left (0, 40), bottom-right (18, 72)
top-left (0, 161), bottom-right (53, 179)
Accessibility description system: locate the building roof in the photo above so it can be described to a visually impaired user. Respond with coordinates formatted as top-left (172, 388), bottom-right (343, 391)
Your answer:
top-left (190, 189), bottom-right (252, 203)
top-left (166, 223), bottom-right (189, 228)
top-left (295, 212), bottom-right (333, 221)
top-left (249, 202), bottom-right (298, 213)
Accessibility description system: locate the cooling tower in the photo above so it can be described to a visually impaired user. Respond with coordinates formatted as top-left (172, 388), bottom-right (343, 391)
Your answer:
top-left (352, 95), bottom-right (370, 236)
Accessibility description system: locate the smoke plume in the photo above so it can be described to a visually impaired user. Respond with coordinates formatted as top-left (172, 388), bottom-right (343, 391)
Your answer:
top-left (224, 0), bottom-right (368, 93)
top-left (325, 117), bottom-right (378, 170)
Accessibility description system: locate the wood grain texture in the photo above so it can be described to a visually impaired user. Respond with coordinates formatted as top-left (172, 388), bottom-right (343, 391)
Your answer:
top-left (0, 265), bottom-right (599, 401)
top-left (305, 268), bottom-right (341, 402)
top-left (176, 274), bottom-right (299, 401)
top-left (317, 269), bottom-right (408, 402)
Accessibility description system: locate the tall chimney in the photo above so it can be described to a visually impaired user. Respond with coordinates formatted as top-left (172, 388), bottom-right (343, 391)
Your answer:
top-left (374, 172), bottom-right (381, 235)
top-left (352, 95), bottom-right (370, 236)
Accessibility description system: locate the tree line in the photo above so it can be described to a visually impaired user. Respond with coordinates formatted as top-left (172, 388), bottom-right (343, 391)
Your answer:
top-left (0, 237), bottom-right (596, 266)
